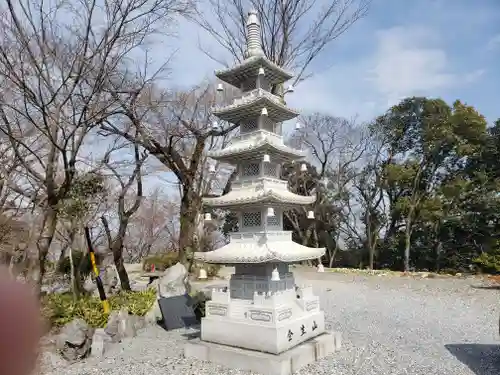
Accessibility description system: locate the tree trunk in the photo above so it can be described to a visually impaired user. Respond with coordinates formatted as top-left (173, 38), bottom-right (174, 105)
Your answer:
top-left (403, 222), bottom-right (412, 272)
top-left (433, 221), bottom-right (442, 273)
top-left (101, 215), bottom-right (132, 291)
top-left (178, 192), bottom-right (200, 265)
top-left (366, 211), bottom-right (374, 270)
top-left (113, 242), bottom-right (131, 291)
top-left (434, 242), bottom-right (442, 273)
top-left (34, 208), bottom-right (58, 296)
top-left (69, 248), bottom-right (78, 301)
top-left (328, 248), bottom-right (339, 268)
top-left (112, 224), bottom-right (131, 291)
top-left (368, 245), bottom-right (375, 271)
top-left (328, 242), bottom-right (340, 268)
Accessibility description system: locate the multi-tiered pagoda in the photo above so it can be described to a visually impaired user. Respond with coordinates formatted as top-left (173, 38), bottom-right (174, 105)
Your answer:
top-left (185, 10), bottom-right (337, 372)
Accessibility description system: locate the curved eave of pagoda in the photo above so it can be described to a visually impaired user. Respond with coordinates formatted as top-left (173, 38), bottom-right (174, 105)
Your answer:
top-left (215, 56), bottom-right (293, 87)
top-left (212, 96), bottom-right (298, 123)
top-left (202, 189), bottom-right (316, 209)
top-left (194, 241), bottom-right (326, 264)
top-left (207, 140), bottom-right (305, 163)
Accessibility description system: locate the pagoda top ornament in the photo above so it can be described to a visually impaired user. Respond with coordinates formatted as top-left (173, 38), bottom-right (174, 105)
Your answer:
top-left (244, 9), bottom-right (265, 58)
top-left (214, 10), bottom-right (293, 89)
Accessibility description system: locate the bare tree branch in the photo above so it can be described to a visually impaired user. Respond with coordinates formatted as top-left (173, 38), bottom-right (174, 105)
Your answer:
top-left (192, 0), bottom-right (371, 85)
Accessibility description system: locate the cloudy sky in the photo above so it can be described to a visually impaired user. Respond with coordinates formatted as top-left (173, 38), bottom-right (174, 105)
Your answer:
top-left (163, 0), bottom-right (500, 123)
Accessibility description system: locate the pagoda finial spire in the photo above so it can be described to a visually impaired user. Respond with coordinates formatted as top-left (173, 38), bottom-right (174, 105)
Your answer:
top-left (245, 9), bottom-right (264, 58)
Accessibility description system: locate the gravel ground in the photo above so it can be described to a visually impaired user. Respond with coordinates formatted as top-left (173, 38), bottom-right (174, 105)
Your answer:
top-left (40, 271), bottom-right (500, 375)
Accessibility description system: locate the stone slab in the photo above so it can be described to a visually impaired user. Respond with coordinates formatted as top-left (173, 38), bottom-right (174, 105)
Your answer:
top-left (184, 331), bottom-right (341, 375)
top-left (158, 295), bottom-right (198, 331)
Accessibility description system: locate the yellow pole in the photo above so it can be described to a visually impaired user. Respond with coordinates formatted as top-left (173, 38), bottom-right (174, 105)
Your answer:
top-left (85, 227), bottom-right (110, 314)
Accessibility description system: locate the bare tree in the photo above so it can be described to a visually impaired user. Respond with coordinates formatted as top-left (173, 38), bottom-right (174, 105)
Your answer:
top-left (125, 187), bottom-right (180, 262)
top-left (100, 83), bottom-right (236, 265)
top-left (100, 139), bottom-right (148, 291)
top-left (193, 0), bottom-right (370, 87)
top-left (285, 113), bottom-right (367, 266)
top-left (0, 0), bottom-right (192, 293)
top-left (350, 134), bottom-right (387, 269)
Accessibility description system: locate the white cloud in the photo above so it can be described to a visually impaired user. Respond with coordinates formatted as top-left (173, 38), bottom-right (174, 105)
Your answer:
top-left (291, 25), bottom-right (487, 120)
top-left (486, 34), bottom-right (500, 51)
top-left (368, 27), bottom-right (455, 104)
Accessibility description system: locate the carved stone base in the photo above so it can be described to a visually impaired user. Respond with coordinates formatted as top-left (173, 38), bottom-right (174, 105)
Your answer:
top-left (201, 310), bottom-right (325, 354)
top-left (184, 331), bottom-right (341, 375)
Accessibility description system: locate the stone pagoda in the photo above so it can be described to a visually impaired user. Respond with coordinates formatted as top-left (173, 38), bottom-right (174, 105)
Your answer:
top-left (184, 10), bottom-right (340, 375)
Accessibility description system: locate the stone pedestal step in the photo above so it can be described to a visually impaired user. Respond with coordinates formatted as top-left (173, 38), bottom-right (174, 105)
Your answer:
top-left (184, 331), bottom-right (341, 375)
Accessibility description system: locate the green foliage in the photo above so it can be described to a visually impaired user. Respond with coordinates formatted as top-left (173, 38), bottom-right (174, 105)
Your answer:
top-left (142, 252), bottom-right (179, 272)
top-left (41, 289), bottom-right (157, 328)
top-left (109, 289), bottom-right (157, 316)
top-left (57, 173), bottom-right (106, 220)
top-left (473, 251), bottom-right (500, 274)
top-left (189, 290), bottom-right (210, 320)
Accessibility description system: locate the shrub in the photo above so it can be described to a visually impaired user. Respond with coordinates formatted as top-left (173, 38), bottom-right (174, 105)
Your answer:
top-left (41, 288), bottom-right (157, 329)
top-left (189, 290), bottom-right (210, 321)
top-left (142, 252), bottom-right (178, 272)
top-left (473, 251), bottom-right (500, 274)
top-left (57, 250), bottom-right (102, 279)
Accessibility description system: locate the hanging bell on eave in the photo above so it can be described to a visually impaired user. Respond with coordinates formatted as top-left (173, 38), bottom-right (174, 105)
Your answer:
top-left (307, 210), bottom-right (315, 219)
top-left (271, 267), bottom-right (280, 281)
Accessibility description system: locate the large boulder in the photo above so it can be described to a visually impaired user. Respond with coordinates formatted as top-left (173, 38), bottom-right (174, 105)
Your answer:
top-left (152, 263), bottom-right (190, 298)
top-left (56, 319), bottom-right (94, 361)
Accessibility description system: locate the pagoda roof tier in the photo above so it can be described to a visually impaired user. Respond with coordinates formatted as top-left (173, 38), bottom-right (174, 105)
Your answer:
top-left (215, 56), bottom-right (293, 88)
top-left (194, 231), bottom-right (325, 264)
top-left (207, 130), bottom-right (305, 163)
top-left (212, 89), bottom-right (298, 123)
top-left (202, 178), bottom-right (316, 208)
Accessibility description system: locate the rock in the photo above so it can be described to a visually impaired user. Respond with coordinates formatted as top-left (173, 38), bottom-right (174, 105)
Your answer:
top-left (90, 328), bottom-right (112, 358)
top-left (84, 265), bottom-right (120, 297)
top-left (42, 281), bottom-right (70, 294)
top-left (134, 315), bottom-right (146, 331)
top-left (420, 272), bottom-right (429, 278)
top-left (144, 298), bottom-right (162, 325)
top-left (83, 277), bottom-right (97, 294)
top-left (100, 265), bottom-right (119, 294)
top-left (154, 263), bottom-right (189, 298)
top-left (105, 309), bottom-right (137, 343)
top-left (56, 319), bottom-right (94, 361)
